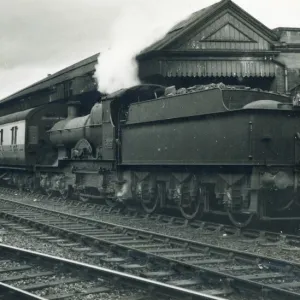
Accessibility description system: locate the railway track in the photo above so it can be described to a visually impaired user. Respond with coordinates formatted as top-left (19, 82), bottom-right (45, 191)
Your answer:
top-left (1, 187), bottom-right (299, 247)
top-left (0, 243), bottom-right (221, 300)
top-left (0, 196), bottom-right (300, 299)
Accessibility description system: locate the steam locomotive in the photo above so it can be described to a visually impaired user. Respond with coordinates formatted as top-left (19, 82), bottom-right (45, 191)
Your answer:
top-left (1, 83), bottom-right (300, 227)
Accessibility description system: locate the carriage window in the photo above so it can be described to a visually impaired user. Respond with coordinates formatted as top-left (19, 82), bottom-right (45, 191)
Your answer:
top-left (0, 129), bottom-right (3, 145)
top-left (11, 126), bottom-right (18, 145)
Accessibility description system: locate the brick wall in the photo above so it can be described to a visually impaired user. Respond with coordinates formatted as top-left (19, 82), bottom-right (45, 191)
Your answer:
top-left (270, 65), bottom-right (285, 93)
top-left (287, 69), bottom-right (300, 90)
top-left (276, 29), bottom-right (300, 44)
top-left (277, 53), bottom-right (300, 69)
top-left (274, 53), bottom-right (300, 91)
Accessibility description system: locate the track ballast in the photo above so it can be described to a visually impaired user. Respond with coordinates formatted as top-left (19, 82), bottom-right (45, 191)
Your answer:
top-left (0, 191), bottom-right (300, 299)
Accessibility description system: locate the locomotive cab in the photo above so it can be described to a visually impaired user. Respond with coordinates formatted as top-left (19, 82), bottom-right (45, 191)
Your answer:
top-left (108, 84), bottom-right (165, 163)
top-left (109, 84), bottom-right (165, 126)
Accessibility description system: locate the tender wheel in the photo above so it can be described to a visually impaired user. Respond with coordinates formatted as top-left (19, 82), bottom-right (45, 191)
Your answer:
top-left (264, 189), bottom-right (295, 212)
top-left (140, 182), bottom-right (160, 214)
top-left (79, 188), bottom-right (90, 202)
top-left (17, 184), bottom-right (23, 192)
top-left (26, 177), bottom-right (37, 193)
top-left (227, 210), bottom-right (256, 228)
top-left (178, 177), bottom-right (204, 220)
top-left (60, 187), bottom-right (71, 200)
top-left (141, 194), bottom-right (159, 214)
top-left (17, 176), bottom-right (24, 192)
top-left (179, 187), bottom-right (204, 220)
top-left (45, 188), bottom-right (54, 198)
top-left (79, 194), bottom-right (89, 202)
top-left (105, 198), bottom-right (118, 207)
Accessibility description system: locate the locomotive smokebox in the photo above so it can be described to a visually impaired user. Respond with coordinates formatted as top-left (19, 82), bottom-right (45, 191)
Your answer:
top-left (67, 101), bottom-right (80, 119)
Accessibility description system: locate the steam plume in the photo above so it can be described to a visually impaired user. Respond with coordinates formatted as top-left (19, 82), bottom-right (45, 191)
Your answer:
top-left (94, 1), bottom-right (205, 94)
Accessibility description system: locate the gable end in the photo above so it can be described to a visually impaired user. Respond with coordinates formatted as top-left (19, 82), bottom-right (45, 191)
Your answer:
top-left (171, 11), bottom-right (273, 51)
top-left (204, 22), bottom-right (255, 42)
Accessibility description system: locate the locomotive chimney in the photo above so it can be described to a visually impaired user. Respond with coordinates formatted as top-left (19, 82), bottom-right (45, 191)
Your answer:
top-left (67, 101), bottom-right (80, 119)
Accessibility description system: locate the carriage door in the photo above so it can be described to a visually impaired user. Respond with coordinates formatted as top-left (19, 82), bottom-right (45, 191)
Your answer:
top-left (28, 126), bottom-right (38, 145)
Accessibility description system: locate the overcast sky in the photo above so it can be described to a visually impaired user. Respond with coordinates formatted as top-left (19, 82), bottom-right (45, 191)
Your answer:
top-left (0, 0), bottom-right (299, 99)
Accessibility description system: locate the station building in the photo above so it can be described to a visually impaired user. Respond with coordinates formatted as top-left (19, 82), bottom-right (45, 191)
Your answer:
top-left (1, 0), bottom-right (300, 115)
top-left (137, 0), bottom-right (300, 94)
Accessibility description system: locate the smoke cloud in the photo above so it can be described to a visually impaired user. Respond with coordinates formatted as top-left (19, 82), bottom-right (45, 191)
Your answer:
top-left (94, 1), bottom-right (207, 94)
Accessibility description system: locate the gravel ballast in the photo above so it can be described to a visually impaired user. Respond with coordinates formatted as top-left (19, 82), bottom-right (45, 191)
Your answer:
top-left (0, 227), bottom-right (255, 300)
top-left (5, 191), bottom-right (300, 263)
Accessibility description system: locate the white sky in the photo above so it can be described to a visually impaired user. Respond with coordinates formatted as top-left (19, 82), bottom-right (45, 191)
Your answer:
top-left (0, 0), bottom-right (299, 99)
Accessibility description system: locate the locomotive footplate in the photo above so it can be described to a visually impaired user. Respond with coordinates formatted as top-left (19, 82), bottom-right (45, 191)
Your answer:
top-left (69, 160), bottom-right (114, 173)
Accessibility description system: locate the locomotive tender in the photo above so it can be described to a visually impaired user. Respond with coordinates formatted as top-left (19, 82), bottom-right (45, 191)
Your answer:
top-left (1, 83), bottom-right (300, 227)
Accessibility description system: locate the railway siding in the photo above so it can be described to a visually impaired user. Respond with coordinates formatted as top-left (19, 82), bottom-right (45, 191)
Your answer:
top-left (0, 196), bottom-right (300, 299)
top-left (0, 242), bottom-right (222, 300)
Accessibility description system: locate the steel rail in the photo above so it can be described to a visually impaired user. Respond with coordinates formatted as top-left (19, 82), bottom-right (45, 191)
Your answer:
top-left (0, 243), bottom-right (223, 300)
top-left (0, 282), bottom-right (47, 300)
top-left (1, 187), bottom-right (297, 245)
top-left (0, 197), bottom-right (300, 299)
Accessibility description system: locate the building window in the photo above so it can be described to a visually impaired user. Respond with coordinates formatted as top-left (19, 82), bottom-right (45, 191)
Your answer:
top-left (64, 81), bottom-right (72, 98)
top-left (0, 129), bottom-right (3, 145)
top-left (11, 126), bottom-right (18, 145)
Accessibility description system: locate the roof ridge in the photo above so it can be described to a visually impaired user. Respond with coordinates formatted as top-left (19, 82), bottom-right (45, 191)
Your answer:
top-left (137, 0), bottom-right (278, 58)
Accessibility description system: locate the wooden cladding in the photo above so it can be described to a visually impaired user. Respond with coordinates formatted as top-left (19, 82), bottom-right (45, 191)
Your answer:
top-left (174, 13), bottom-right (271, 51)
top-left (140, 59), bottom-right (277, 78)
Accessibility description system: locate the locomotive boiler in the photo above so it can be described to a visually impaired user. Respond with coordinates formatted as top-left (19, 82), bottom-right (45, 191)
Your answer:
top-left (1, 83), bottom-right (300, 227)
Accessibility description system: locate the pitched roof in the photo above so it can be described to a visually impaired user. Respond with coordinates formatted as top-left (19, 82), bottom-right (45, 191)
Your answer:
top-left (137, 0), bottom-right (279, 58)
top-left (1, 53), bottom-right (99, 103)
top-left (274, 27), bottom-right (300, 32)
